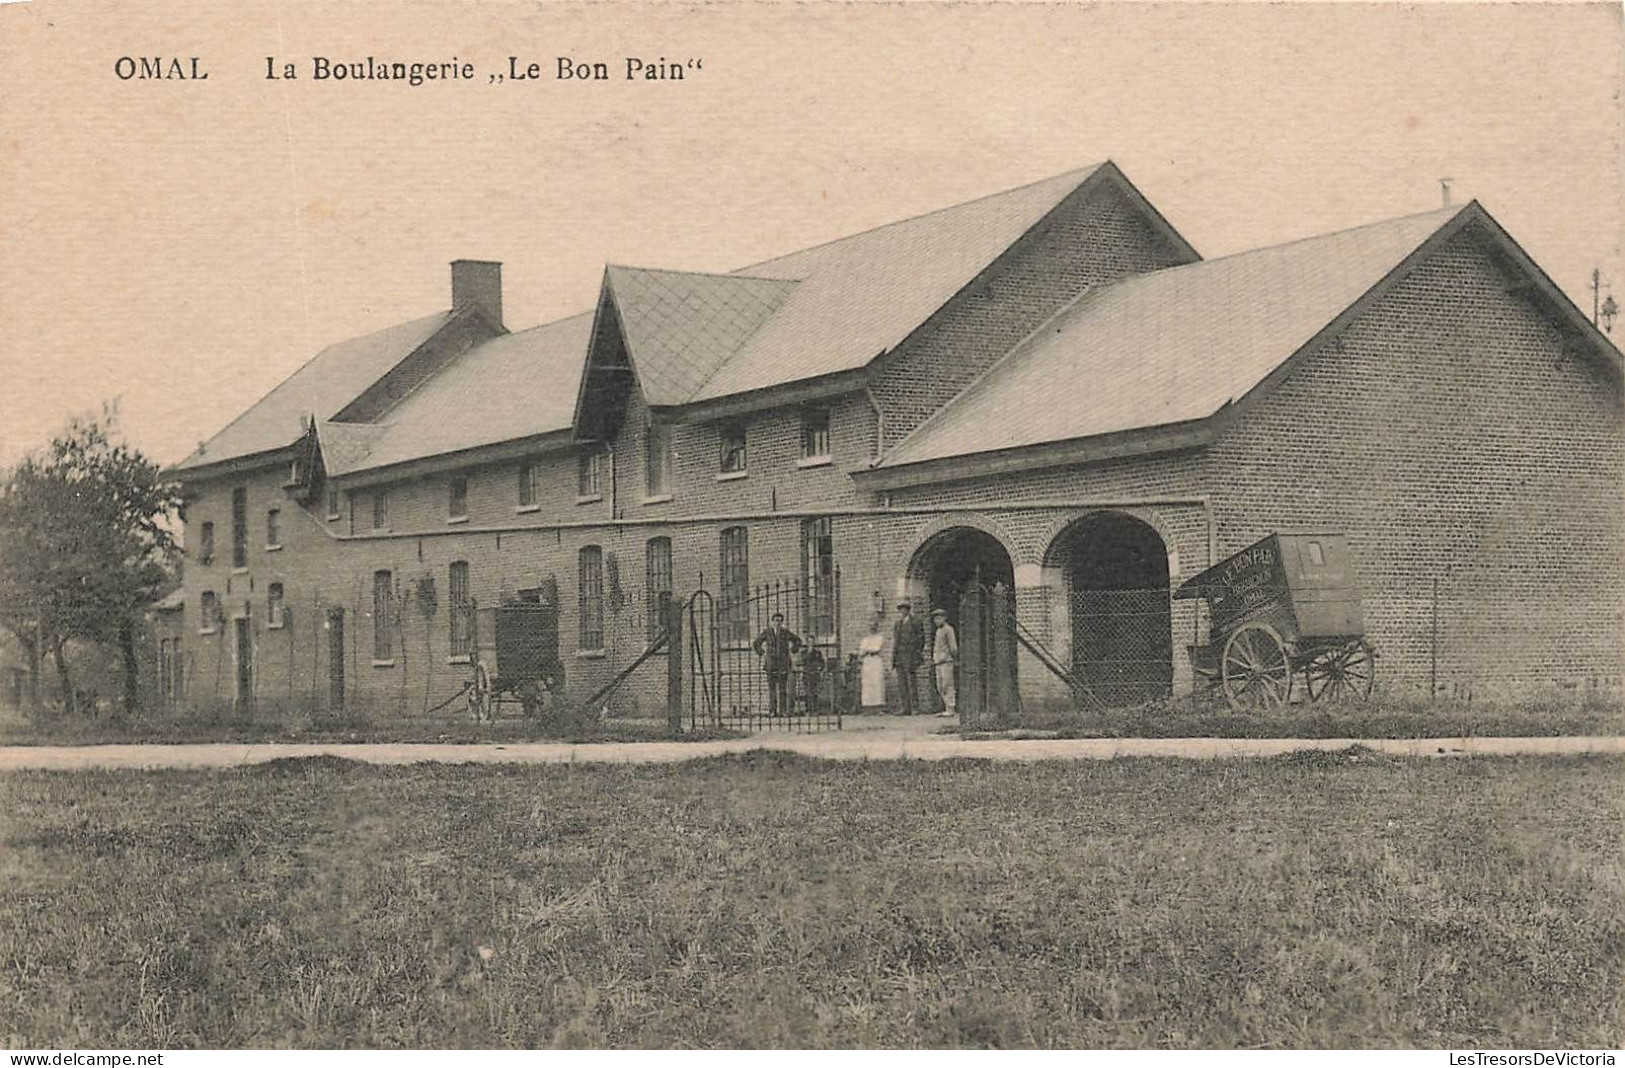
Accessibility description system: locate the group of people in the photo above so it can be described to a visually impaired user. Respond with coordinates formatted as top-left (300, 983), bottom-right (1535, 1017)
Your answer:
top-left (856, 601), bottom-right (957, 717)
top-left (751, 601), bottom-right (959, 718)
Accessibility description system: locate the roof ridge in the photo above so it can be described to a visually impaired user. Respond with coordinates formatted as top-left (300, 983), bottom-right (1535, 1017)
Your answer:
top-left (1179, 202), bottom-right (1467, 273)
top-left (607, 262), bottom-right (801, 284)
top-left (732, 163), bottom-right (1107, 274)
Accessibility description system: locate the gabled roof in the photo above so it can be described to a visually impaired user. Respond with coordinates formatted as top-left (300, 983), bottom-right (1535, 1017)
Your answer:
top-left (603, 267), bottom-right (798, 406)
top-left (877, 204), bottom-right (1473, 472)
top-left (339, 312), bottom-right (595, 474)
top-left (173, 310), bottom-right (453, 471)
top-left (690, 164), bottom-right (1118, 401)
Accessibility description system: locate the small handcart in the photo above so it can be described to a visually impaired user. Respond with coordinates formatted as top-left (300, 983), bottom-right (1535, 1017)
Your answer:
top-left (1174, 532), bottom-right (1376, 710)
top-left (466, 597), bottom-right (565, 720)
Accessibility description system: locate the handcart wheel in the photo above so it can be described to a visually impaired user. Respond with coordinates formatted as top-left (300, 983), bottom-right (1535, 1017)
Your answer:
top-left (1222, 623), bottom-right (1291, 711)
top-left (468, 662), bottom-right (492, 721)
top-left (1304, 639), bottom-right (1375, 703)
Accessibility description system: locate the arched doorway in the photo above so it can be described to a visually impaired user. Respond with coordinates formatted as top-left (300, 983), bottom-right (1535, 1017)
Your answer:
top-left (908, 527), bottom-right (1015, 629)
top-left (906, 526), bottom-right (1018, 717)
top-left (1050, 512), bottom-right (1172, 706)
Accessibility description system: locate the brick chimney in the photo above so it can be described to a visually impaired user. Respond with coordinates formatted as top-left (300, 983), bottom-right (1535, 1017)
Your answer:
top-left (451, 259), bottom-right (502, 327)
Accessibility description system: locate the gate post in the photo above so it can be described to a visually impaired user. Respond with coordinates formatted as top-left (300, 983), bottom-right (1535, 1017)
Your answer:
top-left (989, 582), bottom-right (1017, 725)
top-left (959, 585), bottom-right (987, 724)
top-left (664, 594), bottom-right (683, 733)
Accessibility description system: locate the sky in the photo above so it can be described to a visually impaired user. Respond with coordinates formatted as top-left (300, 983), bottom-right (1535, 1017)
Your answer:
top-left (1, 1), bottom-right (1620, 469)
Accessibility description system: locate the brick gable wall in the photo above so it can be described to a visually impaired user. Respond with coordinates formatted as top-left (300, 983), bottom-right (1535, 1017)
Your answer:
top-left (1206, 226), bottom-right (1624, 695)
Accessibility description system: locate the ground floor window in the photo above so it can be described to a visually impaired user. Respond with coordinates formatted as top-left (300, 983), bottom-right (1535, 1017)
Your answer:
top-left (449, 561), bottom-right (471, 657)
top-left (373, 570), bottom-right (394, 660)
top-left (646, 536), bottom-right (673, 644)
top-left (720, 526), bottom-right (750, 643)
top-left (579, 546), bottom-right (605, 651)
top-left (801, 517), bottom-right (835, 638)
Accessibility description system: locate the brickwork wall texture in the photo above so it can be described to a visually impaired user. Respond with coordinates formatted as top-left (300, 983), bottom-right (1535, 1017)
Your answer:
top-left (163, 218), bottom-right (1622, 717)
top-left (871, 180), bottom-right (1191, 450)
top-left (1205, 226), bottom-right (1624, 697)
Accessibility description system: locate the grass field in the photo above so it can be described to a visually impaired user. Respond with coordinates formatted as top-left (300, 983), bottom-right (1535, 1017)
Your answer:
top-left (960, 695), bottom-right (1625, 741)
top-left (0, 704), bottom-right (741, 747)
top-left (2, 753), bottom-right (1620, 1048)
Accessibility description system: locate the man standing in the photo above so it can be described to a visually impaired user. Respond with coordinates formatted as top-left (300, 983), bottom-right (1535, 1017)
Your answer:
top-left (752, 612), bottom-right (802, 716)
top-left (890, 601), bottom-right (923, 715)
top-left (931, 607), bottom-right (958, 718)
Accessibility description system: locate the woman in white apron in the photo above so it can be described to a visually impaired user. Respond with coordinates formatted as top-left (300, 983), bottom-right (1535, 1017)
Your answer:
top-left (858, 617), bottom-right (887, 712)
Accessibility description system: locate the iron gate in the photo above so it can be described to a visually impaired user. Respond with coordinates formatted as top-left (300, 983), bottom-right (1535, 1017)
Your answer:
top-left (686, 572), bottom-right (844, 732)
top-left (1068, 587), bottom-right (1173, 707)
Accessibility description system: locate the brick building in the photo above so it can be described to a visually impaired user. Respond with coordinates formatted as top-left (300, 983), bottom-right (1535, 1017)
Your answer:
top-left (160, 162), bottom-right (1623, 717)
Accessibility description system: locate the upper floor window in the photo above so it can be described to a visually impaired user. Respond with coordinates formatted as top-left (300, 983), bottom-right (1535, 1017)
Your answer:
top-left (230, 487), bottom-right (248, 568)
top-left (267, 582), bottom-right (285, 628)
top-left (372, 488), bottom-right (389, 531)
top-left (326, 486), bottom-right (341, 521)
top-left (198, 521), bottom-right (215, 565)
top-left (645, 537), bottom-right (673, 644)
top-left (578, 449), bottom-right (604, 500)
top-left (372, 570), bottom-right (394, 661)
top-left (448, 475), bottom-right (469, 520)
top-left (579, 546), bottom-right (605, 652)
top-left (800, 408), bottom-right (831, 463)
top-left (518, 462), bottom-right (538, 509)
top-left (719, 420), bottom-right (747, 475)
top-left (646, 421), bottom-right (672, 498)
top-left (448, 561), bottom-right (472, 657)
top-left (199, 590), bottom-right (219, 634)
top-left (265, 508), bottom-right (281, 549)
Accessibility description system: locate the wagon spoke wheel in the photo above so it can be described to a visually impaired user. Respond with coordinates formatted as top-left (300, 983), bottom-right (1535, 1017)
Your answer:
top-left (468, 662), bottom-right (492, 721)
top-left (1304, 639), bottom-right (1375, 703)
top-left (1221, 623), bottom-right (1291, 712)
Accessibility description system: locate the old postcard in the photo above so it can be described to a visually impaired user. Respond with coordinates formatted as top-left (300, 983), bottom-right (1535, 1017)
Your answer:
top-left (0, 0), bottom-right (1621, 1054)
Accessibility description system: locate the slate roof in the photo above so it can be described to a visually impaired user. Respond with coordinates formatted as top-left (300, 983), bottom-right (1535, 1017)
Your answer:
top-left (879, 204), bottom-right (1469, 470)
top-left (173, 311), bottom-right (453, 471)
top-left (342, 313), bottom-right (595, 473)
top-left (603, 267), bottom-right (799, 405)
top-left (690, 165), bottom-right (1108, 401)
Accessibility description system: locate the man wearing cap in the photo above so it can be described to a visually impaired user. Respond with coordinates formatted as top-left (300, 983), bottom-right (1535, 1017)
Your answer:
top-left (752, 612), bottom-right (803, 716)
top-left (931, 607), bottom-right (958, 718)
top-left (890, 601), bottom-right (924, 715)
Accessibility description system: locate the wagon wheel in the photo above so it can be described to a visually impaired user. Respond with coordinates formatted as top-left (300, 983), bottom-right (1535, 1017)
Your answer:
top-left (1221, 623), bottom-right (1291, 711)
top-left (1304, 639), bottom-right (1375, 703)
top-left (467, 661), bottom-right (492, 721)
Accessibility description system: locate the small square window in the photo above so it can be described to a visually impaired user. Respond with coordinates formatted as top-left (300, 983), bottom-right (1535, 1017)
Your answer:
top-left (719, 421), bottom-right (747, 474)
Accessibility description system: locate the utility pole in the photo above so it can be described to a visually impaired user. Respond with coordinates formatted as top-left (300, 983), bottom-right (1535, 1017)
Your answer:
top-left (1439, 178), bottom-right (1454, 208)
top-left (1592, 268), bottom-right (1602, 326)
